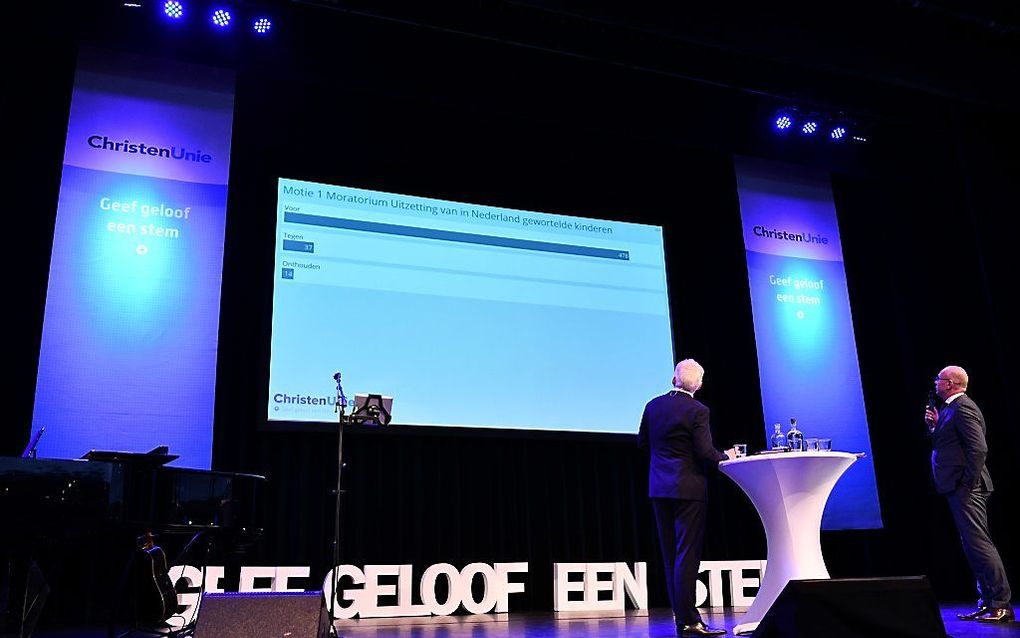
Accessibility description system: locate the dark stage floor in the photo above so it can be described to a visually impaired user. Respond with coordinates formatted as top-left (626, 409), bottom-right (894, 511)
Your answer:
top-left (33, 604), bottom-right (1018, 637)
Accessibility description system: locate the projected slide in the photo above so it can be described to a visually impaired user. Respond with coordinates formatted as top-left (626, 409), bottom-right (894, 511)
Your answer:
top-left (268, 179), bottom-right (673, 433)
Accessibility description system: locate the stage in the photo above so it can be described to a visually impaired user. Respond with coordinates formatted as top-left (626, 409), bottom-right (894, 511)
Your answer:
top-left (5, 4), bottom-right (1019, 638)
top-left (32, 604), bottom-right (1016, 637)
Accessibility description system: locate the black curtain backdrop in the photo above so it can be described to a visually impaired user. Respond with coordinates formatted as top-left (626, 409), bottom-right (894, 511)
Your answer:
top-left (5, 1), bottom-right (1018, 625)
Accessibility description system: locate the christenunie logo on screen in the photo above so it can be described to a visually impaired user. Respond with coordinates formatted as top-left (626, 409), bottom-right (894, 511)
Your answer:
top-left (87, 135), bottom-right (212, 163)
top-left (273, 392), bottom-right (334, 406)
top-left (272, 392), bottom-right (336, 417)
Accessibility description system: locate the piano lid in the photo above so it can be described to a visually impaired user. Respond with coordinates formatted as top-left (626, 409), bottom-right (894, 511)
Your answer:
top-left (81, 446), bottom-right (179, 465)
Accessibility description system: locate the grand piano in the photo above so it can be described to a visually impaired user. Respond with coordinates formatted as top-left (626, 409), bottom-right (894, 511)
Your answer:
top-left (0, 451), bottom-right (267, 636)
top-left (0, 453), bottom-right (266, 540)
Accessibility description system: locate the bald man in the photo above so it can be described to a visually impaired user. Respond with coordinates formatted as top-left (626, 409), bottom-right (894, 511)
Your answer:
top-left (925, 366), bottom-right (1013, 623)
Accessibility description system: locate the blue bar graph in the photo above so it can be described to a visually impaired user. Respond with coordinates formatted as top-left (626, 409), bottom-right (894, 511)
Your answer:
top-left (282, 239), bottom-right (315, 253)
top-left (283, 212), bottom-right (629, 261)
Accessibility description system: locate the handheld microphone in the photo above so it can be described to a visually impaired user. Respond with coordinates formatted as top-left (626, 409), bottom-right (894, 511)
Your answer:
top-left (925, 389), bottom-right (938, 431)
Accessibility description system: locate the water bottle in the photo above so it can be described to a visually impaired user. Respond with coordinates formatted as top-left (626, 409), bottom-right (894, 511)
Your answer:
top-left (770, 423), bottom-right (788, 450)
top-left (787, 417), bottom-right (804, 451)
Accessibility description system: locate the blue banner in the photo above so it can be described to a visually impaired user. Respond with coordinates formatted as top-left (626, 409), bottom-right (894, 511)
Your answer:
top-left (31, 48), bottom-right (235, 468)
top-left (735, 156), bottom-right (882, 530)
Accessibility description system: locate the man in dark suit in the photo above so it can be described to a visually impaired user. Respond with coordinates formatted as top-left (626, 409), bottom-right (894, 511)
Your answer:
top-left (925, 365), bottom-right (1013, 623)
top-left (638, 359), bottom-right (733, 637)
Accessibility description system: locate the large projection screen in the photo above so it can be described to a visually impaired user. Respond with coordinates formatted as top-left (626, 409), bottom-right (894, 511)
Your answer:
top-left (268, 179), bottom-right (674, 433)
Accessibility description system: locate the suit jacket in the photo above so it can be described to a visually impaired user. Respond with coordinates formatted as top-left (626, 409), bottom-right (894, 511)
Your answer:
top-left (930, 393), bottom-right (993, 495)
top-left (637, 390), bottom-right (727, 500)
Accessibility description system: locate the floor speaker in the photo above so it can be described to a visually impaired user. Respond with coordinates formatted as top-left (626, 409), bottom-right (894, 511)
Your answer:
top-left (752, 576), bottom-right (947, 638)
top-left (193, 591), bottom-right (330, 638)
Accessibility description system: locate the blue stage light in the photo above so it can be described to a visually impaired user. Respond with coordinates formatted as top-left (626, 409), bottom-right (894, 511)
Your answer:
top-left (253, 17), bottom-right (273, 34)
top-left (801, 121), bottom-right (818, 135)
top-left (775, 115), bottom-right (793, 131)
top-left (830, 126), bottom-right (847, 140)
top-left (211, 8), bottom-right (232, 27)
top-left (163, 0), bottom-right (184, 19)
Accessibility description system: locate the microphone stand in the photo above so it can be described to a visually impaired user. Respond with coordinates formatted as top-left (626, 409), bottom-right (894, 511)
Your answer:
top-left (329, 374), bottom-right (348, 638)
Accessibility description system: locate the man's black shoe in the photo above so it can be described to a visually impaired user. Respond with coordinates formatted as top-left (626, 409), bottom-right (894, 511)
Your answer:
top-left (976, 607), bottom-right (1015, 623)
top-left (957, 606), bottom-right (988, 620)
top-left (681, 621), bottom-right (727, 636)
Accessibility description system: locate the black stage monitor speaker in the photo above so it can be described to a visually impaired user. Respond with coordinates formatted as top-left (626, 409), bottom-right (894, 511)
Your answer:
top-left (752, 576), bottom-right (947, 638)
top-left (193, 591), bottom-right (330, 638)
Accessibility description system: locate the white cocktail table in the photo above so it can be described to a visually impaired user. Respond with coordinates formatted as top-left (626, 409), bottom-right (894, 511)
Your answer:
top-left (719, 451), bottom-right (858, 635)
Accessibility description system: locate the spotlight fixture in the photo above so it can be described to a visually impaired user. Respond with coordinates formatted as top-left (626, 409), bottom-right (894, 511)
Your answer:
top-left (253, 17), bottom-right (273, 35)
top-left (163, 0), bottom-right (184, 19)
top-left (769, 105), bottom-right (868, 146)
top-left (211, 8), bottom-right (232, 28)
top-left (134, 1), bottom-right (282, 38)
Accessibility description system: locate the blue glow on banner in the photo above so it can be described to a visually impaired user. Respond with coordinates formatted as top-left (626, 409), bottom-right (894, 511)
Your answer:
top-left (735, 156), bottom-right (882, 530)
top-left (31, 48), bottom-right (235, 468)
